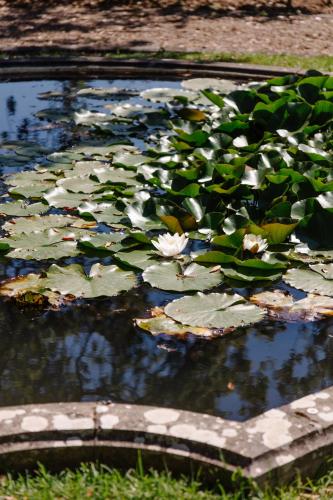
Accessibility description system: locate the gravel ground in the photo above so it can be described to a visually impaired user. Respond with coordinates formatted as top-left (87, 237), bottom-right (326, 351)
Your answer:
top-left (0, 0), bottom-right (332, 56)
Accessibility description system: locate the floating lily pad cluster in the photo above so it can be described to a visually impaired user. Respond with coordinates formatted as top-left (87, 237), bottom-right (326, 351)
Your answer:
top-left (0, 73), bottom-right (332, 337)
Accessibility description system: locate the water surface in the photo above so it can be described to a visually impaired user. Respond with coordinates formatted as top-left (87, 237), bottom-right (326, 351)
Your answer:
top-left (0, 79), bottom-right (332, 421)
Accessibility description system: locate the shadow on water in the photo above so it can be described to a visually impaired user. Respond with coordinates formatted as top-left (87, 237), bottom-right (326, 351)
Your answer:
top-left (0, 288), bottom-right (332, 421)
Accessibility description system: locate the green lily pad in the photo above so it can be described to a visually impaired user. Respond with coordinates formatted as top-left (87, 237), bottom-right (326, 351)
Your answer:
top-left (78, 232), bottom-right (129, 253)
top-left (0, 201), bottom-right (48, 216)
top-left (222, 267), bottom-right (282, 283)
top-left (63, 161), bottom-right (108, 178)
top-left (74, 110), bottom-right (112, 126)
top-left (284, 267), bottom-right (333, 296)
top-left (2, 215), bottom-right (96, 235)
top-left (140, 88), bottom-right (197, 103)
top-left (164, 292), bottom-right (264, 329)
top-left (181, 78), bottom-right (238, 92)
top-left (126, 203), bottom-right (165, 231)
top-left (309, 263), bottom-right (333, 279)
top-left (77, 87), bottom-right (138, 99)
top-left (112, 152), bottom-right (150, 167)
top-left (44, 263), bottom-right (136, 298)
top-left (44, 187), bottom-right (93, 208)
top-left (70, 144), bottom-right (137, 157)
top-left (0, 227), bottom-right (89, 260)
top-left (113, 250), bottom-right (158, 270)
top-left (92, 167), bottom-right (139, 186)
top-left (78, 202), bottom-right (126, 226)
top-left (142, 261), bottom-right (222, 292)
top-left (6, 170), bottom-right (57, 187)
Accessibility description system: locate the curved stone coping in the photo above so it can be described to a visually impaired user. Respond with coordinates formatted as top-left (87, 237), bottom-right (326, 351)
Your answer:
top-left (0, 57), bottom-right (304, 82)
top-left (0, 387), bottom-right (333, 485)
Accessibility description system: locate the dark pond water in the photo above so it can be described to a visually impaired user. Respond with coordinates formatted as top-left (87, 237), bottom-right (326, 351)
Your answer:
top-left (0, 79), bottom-right (333, 422)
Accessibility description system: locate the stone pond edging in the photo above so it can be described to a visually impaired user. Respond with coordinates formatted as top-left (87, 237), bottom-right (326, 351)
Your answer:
top-left (0, 57), bottom-right (306, 82)
top-left (0, 386), bottom-right (333, 486)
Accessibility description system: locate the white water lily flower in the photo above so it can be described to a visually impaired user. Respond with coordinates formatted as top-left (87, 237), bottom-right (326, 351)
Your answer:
top-left (152, 232), bottom-right (188, 257)
top-left (243, 233), bottom-right (268, 254)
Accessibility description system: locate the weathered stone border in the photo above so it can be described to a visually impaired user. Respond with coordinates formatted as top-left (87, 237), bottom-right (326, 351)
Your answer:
top-left (0, 57), bottom-right (305, 82)
top-left (0, 386), bottom-right (333, 485)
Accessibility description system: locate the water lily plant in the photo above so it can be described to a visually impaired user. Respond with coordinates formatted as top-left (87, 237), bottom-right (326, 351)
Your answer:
top-left (152, 232), bottom-right (189, 257)
top-left (243, 234), bottom-right (268, 254)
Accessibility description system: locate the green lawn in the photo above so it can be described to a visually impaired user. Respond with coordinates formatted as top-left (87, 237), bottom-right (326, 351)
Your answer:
top-left (1, 462), bottom-right (333, 499)
top-left (2, 49), bottom-right (332, 73)
top-left (106, 50), bottom-right (333, 73)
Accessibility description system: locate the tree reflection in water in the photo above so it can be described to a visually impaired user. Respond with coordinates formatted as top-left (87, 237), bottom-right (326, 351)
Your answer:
top-left (0, 285), bottom-right (331, 422)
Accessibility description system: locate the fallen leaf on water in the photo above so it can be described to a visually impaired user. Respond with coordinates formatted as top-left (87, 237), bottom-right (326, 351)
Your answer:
top-left (250, 290), bottom-right (333, 321)
top-left (135, 312), bottom-right (216, 339)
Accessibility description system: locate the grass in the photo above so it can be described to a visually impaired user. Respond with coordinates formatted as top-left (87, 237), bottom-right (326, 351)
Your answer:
top-left (1, 48), bottom-right (332, 73)
top-left (1, 462), bottom-right (333, 499)
top-left (105, 50), bottom-right (333, 73)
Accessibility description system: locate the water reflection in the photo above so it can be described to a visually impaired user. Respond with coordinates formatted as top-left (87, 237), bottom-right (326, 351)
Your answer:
top-left (0, 287), bottom-right (332, 421)
top-left (0, 79), bottom-right (333, 421)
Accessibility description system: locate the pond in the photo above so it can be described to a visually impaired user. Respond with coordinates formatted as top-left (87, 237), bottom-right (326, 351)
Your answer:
top-left (0, 76), bottom-right (332, 422)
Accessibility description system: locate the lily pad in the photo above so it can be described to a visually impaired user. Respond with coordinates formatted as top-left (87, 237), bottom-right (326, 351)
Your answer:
top-left (0, 273), bottom-right (45, 297)
top-left (56, 176), bottom-right (101, 194)
top-left (222, 266), bottom-right (282, 283)
top-left (77, 87), bottom-right (138, 99)
top-left (142, 261), bottom-right (222, 292)
top-left (2, 215), bottom-right (96, 235)
top-left (44, 187), bottom-right (93, 208)
top-left (113, 250), bottom-right (158, 270)
top-left (0, 227), bottom-right (89, 260)
top-left (92, 167), bottom-right (139, 186)
top-left (0, 201), bottom-right (48, 216)
top-left (250, 290), bottom-right (333, 321)
top-left (44, 263), bottom-right (136, 298)
top-left (135, 313), bottom-right (215, 338)
top-left (181, 78), bottom-right (238, 92)
top-left (0, 273), bottom-right (63, 308)
top-left (140, 88), bottom-right (197, 103)
top-left (309, 263), bottom-right (333, 279)
top-left (78, 202), bottom-right (126, 226)
top-left (284, 267), bottom-right (333, 296)
top-left (164, 292), bottom-right (264, 329)
top-left (79, 232), bottom-right (129, 253)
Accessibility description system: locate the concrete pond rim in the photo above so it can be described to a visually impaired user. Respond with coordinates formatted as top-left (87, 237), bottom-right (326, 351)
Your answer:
top-left (0, 56), bottom-right (307, 82)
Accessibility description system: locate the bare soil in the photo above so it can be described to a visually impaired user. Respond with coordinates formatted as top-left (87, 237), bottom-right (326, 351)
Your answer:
top-left (0, 0), bottom-right (332, 56)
